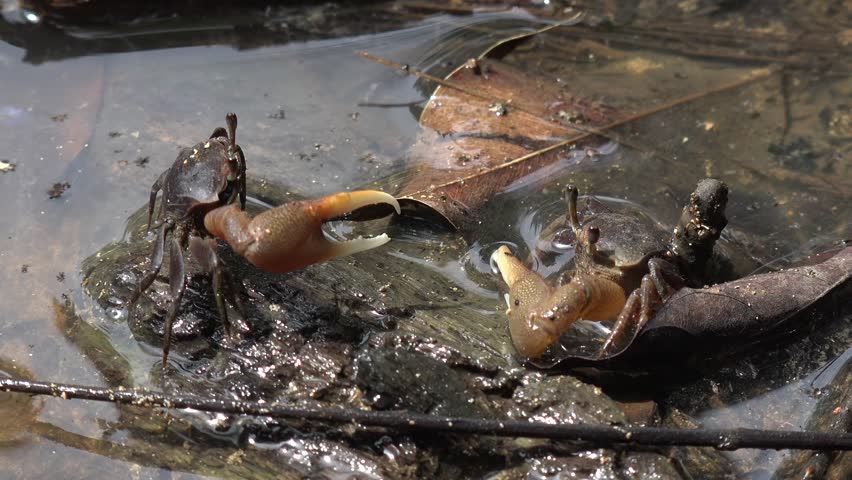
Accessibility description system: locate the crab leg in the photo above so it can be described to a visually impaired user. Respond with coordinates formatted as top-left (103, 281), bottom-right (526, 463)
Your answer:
top-left (597, 258), bottom-right (682, 357)
top-left (129, 219), bottom-right (173, 305)
top-left (490, 245), bottom-right (626, 358)
top-left (189, 236), bottom-right (236, 340)
top-left (146, 169), bottom-right (169, 231)
top-left (204, 190), bottom-right (401, 273)
top-left (162, 225), bottom-right (189, 365)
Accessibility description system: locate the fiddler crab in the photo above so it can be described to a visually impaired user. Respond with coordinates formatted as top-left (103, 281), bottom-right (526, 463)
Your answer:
top-left (490, 185), bottom-right (704, 359)
top-left (130, 113), bottom-right (400, 364)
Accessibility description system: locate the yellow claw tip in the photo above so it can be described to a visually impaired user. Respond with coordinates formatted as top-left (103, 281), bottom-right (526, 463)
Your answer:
top-left (490, 245), bottom-right (513, 275)
top-left (350, 189), bottom-right (400, 215)
top-left (316, 190), bottom-right (400, 220)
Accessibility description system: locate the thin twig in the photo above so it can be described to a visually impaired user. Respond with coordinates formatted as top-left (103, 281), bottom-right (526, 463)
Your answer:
top-left (3, 378), bottom-right (849, 451)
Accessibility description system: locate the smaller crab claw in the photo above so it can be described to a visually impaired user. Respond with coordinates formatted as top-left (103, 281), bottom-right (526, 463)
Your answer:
top-left (491, 245), bottom-right (626, 358)
top-left (491, 245), bottom-right (562, 357)
top-left (204, 190), bottom-right (401, 273)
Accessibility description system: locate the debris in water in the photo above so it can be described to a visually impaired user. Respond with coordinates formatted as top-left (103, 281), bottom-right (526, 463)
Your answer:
top-left (48, 181), bottom-right (70, 199)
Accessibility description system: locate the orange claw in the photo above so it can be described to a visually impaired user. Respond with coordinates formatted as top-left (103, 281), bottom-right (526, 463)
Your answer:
top-left (204, 190), bottom-right (401, 273)
top-left (490, 245), bottom-right (625, 358)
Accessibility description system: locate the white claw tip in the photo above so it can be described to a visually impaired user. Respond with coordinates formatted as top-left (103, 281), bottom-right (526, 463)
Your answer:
top-left (329, 233), bottom-right (391, 258)
top-left (490, 249), bottom-right (502, 275)
top-left (388, 196), bottom-right (402, 215)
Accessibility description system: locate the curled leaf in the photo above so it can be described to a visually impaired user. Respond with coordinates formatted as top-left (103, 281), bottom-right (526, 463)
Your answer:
top-left (555, 246), bottom-right (852, 371)
top-left (395, 56), bottom-right (618, 230)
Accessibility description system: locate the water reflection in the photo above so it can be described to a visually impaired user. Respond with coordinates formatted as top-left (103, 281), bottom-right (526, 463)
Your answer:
top-left (0, 4), bottom-right (849, 479)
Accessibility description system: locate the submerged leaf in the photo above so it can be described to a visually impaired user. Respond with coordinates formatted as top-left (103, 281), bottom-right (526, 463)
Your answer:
top-left (394, 56), bottom-right (619, 231)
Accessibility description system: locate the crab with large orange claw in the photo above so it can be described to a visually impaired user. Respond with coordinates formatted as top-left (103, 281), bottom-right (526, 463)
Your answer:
top-left (129, 113), bottom-right (400, 366)
top-left (491, 180), bottom-right (727, 359)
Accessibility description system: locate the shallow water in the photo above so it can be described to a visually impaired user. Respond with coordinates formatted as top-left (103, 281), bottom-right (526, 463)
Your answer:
top-left (0, 2), bottom-right (849, 479)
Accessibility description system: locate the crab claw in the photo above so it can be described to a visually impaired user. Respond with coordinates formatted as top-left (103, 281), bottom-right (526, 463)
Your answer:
top-left (490, 245), bottom-right (625, 358)
top-left (491, 245), bottom-right (562, 357)
top-left (204, 190), bottom-right (401, 273)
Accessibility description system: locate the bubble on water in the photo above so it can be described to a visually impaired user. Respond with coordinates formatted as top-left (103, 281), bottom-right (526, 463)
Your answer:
top-left (106, 307), bottom-right (126, 320)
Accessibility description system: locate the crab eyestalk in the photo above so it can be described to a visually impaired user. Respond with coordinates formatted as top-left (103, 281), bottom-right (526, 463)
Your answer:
top-left (490, 245), bottom-right (626, 358)
top-left (564, 184), bottom-right (600, 260)
top-left (226, 112), bottom-right (237, 150)
top-left (204, 190), bottom-right (401, 273)
top-left (224, 112), bottom-right (241, 183)
top-left (582, 225), bottom-right (600, 259)
top-left (566, 185), bottom-right (581, 234)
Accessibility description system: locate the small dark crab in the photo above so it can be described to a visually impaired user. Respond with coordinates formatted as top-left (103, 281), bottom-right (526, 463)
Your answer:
top-left (130, 113), bottom-right (401, 364)
top-left (490, 179), bottom-right (728, 358)
top-left (129, 113), bottom-right (246, 363)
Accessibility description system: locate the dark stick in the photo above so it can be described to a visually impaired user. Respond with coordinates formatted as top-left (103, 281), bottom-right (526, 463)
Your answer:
top-left (2, 378), bottom-right (850, 451)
